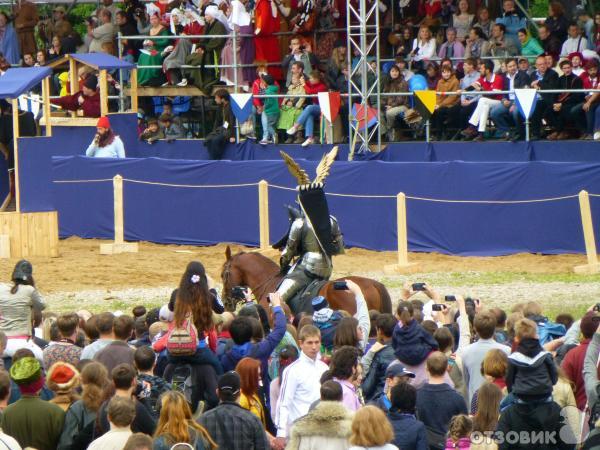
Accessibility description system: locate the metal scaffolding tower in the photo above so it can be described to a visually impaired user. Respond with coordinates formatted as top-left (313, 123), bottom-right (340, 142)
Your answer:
top-left (346, 0), bottom-right (382, 159)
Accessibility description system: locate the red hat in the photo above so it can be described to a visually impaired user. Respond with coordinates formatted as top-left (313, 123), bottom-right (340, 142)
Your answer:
top-left (568, 52), bottom-right (584, 62)
top-left (97, 116), bottom-right (110, 129)
top-left (47, 362), bottom-right (80, 392)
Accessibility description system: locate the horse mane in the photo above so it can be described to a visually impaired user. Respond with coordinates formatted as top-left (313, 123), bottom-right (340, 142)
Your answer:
top-left (240, 251), bottom-right (278, 269)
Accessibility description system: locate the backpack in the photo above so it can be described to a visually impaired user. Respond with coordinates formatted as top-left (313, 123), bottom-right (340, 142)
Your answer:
top-left (67, 404), bottom-right (96, 450)
top-left (166, 319), bottom-right (199, 356)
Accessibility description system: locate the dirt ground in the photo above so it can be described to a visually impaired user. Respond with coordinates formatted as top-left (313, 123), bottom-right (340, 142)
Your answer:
top-left (0, 238), bottom-right (596, 314)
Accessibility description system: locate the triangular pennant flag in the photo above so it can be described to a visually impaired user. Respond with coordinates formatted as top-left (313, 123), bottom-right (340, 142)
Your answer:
top-left (351, 103), bottom-right (378, 131)
top-left (514, 89), bottom-right (538, 120)
top-left (413, 90), bottom-right (436, 121)
top-left (230, 93), bottom-right (254, 123)
top-left (318, 92), bottom-right (341, 123)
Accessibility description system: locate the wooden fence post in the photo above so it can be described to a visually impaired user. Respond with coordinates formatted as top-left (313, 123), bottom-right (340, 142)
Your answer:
top-left (574, 190), bottom-right (600, 273)
top-left (384, 192), bottom-right (417, 273)
top-left (258, 180), bottom-right (270, 250)
top-left (100, 175), bottom-right (139, 255)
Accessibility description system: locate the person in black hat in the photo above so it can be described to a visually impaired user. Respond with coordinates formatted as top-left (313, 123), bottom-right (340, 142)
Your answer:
top-left (369, 363), bottom-right (416, 412)
top-left (198, 371), bottom-right (269, 450)
top-left (50, 73), bottom-right (101, 118)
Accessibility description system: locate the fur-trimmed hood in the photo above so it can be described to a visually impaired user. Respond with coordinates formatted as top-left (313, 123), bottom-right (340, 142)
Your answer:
top-left (286, 401), bottom-right (353, 450)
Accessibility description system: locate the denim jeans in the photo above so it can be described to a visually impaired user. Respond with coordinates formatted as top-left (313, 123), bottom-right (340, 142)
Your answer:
top-left (261, 111), bottom-right (279, 140)
top-left (490, 101), bottom-right (521, 134)
top-left (296, 104), bottom-right (321, 137)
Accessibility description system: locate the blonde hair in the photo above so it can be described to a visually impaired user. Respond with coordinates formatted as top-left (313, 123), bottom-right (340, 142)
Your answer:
top-left (515, 318), bottom-right (537, 340)
top-left (523, 301), bottom-right (542, 318)
top-left (155, 391), bottom-right (217, 449)
top-left (448, 414), bottom-right (473, 442)
top-left (350, 405), bottom-right (394, 447)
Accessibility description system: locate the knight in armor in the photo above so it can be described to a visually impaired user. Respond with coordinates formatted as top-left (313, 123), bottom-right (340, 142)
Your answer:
top-left (274, 148), bottom-right (344, 314)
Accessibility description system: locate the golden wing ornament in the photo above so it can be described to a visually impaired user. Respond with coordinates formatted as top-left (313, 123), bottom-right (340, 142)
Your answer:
top-left (280, 151), bottom-right (311, 186)
top-left (314, 146), bottom-right (339, 185)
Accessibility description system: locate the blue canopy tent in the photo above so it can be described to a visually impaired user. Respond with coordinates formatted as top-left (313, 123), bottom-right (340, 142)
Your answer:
top-left (0, 66), bottom-right (52, 212)
top-left (48, 53), bottom-right (138, 116)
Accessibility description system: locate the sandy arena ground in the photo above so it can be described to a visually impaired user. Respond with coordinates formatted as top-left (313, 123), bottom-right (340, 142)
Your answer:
top-left (0, 238), bottom-right (598, 316)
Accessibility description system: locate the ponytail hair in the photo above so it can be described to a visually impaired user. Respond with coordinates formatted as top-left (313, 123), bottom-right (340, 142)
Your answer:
top-left (396, 301), bottom-right (414, 325)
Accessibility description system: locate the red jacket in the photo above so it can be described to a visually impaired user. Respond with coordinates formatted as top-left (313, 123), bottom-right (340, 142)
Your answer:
top-left (581, 72), bottom-right (599, 90)
top-left (478, 73), bottom-right (504, 100)
top-left (304, 80), bottom-right (328, 104)
top-left (50, 91), bottom-right (100, 117)
top-left (252, 78), bottom-right (282, 108)
top-left (561, 339), bottom-right (600, 410)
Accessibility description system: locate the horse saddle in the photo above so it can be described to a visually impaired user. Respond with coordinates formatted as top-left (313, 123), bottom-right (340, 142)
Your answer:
top-left (285, 279), bottom-right (328, 315)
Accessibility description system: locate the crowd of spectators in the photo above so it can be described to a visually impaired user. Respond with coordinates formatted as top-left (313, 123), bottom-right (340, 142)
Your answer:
top-left (1, 0), bottom-right (600, 146)
top-left (2, 257), bottom-right (600, 449)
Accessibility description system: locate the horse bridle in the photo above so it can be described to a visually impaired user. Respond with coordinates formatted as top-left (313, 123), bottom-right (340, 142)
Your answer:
top-left (222, 257), bottom-right (281, 306)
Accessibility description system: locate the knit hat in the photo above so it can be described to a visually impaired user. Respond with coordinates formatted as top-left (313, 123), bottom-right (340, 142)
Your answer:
top-left (311, 296), bottom-right (329, 312)
top-left (568, 52), bottom-right (584, 62)
top-left (47, 362), bottom-right (80, 393)
top-left (12, 260), bottom-right (32, 282)
top-left (261, 73), bottom-right (275, 86)
top-left (218, 371), bottom-right (241, 394)
top-left (84, 75), bottom-right (98, 91)
top-left (581, 312), bottom-right (599, 339)
top-left (333, 39), bottom-right (346, 49)
top-left (53, 5), bottom-right (66, 13)
top-left (10, 357), bottom-right (42, 385)
top-left (97, 116), bottom-right (110, 129)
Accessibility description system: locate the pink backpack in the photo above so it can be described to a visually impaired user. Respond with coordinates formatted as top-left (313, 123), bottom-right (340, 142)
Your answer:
top-left (166, 318), bottom-right (199, 356)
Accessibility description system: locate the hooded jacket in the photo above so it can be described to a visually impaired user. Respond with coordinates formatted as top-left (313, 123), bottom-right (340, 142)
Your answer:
top-left (496, 401), bottom-right (574, 450)
top-left (286, 401), bottom-right (353, 450)
top-left (392, 320), bottom-right (438, 366)
top-left (507, 337), bottom-right (558, 399)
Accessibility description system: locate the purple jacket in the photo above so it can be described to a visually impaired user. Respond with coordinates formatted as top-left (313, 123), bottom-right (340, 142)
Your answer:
top-left (437, 41), bottom-right (465, 60)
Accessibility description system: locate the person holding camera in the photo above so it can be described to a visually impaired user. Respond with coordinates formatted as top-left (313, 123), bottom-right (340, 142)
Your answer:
top-left (282, 36), bottom-right (319, 87)
top-left (220, 292), bottom-right (287, 389)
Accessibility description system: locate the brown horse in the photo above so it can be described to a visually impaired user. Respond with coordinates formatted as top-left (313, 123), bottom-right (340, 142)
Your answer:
top-left (221, 246), bottom-right (392, 315)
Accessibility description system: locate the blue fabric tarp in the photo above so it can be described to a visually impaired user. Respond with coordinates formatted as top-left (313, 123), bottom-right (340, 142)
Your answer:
top-left (69, 53), bottom-right (135, 70)
top-left (51, 156), bottom-right (600, 256)
top-left (0, 67), bottom-right (52, 99)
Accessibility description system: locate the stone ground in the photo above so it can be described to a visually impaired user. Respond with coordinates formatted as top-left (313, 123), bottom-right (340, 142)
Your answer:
top-left (2, 238), bottom-right (598, 318)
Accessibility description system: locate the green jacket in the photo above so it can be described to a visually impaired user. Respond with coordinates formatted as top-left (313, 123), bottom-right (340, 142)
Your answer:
top-left (521, 37), bottom-right (544, 62)
top-left (263, 85), bottom-right (280, 117)
top-left (1, 395), bottom-right (65, 450)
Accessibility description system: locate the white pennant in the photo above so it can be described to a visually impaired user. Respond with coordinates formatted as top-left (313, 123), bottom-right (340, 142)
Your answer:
top-left (230, 93), bottom-right (253, 110)
top-left (514, 88), bottom-right (538, 120)
top-left (318, 92), bottom-right (332, 123)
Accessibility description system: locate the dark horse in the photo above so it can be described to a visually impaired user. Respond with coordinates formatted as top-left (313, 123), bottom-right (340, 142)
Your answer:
top-left (221, 246), bottom-right (392, 315)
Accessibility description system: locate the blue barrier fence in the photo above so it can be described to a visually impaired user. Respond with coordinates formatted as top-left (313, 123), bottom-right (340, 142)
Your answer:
top-left (51, 156), bottom-right (600, 256)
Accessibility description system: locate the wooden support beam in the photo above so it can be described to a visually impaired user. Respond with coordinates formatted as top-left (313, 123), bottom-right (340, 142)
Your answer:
top-left (574, 190), bottom-right (600, 274)
top-left (69, 58), bottom-right (78, 119)
top-left (42, 77), bottom-right (52, 137)
top-left (258, 180), bottom-right (270, 251)
top-left (100, 175), bottom-right (138, 255)
top-left (384, 192), bottom-right (418, 274)
top-left (11, 98), bottom-right (20, 213)
top-left (99, 69), bottom-right (109, 117)
top-left (130, 68), bottom-right (138, 112)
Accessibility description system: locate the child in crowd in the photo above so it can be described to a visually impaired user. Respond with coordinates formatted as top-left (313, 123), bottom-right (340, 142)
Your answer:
top-left (259, 74), bottom-right (280, 145)
top-left (278, 73), bottom-right (306, 143)
top-left (445, 414), bottom-right (472, 449)
top-left (140, 118), bottom-right (165, 144)
top-left (159, 113), bottom-right (185, 141)
top-left (506, 318), bottom-right (557, 402)
top-left (134, 346), bottom-right (171, 419)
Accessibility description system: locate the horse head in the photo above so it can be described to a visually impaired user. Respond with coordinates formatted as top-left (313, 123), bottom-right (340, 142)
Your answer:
top-left (221, 246), bottom-right (245, 311)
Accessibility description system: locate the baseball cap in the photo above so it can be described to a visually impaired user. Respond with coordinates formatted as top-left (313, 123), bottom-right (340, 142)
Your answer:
top-left (385, 363), bottom-right (415, 379)
top-left (218, 371), bottom-right (241, 394)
